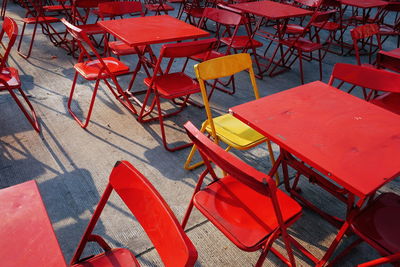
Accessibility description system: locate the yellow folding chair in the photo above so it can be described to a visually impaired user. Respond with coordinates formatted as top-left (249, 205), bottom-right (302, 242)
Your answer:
top-left (184, 53), bottom-right (278, 183)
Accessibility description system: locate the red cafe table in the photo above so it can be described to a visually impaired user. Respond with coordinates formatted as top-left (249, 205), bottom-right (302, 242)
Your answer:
top-left (98, 15), bottom-right (209, 105)
top-left (230, 1), bottom-right (313, 77)
top-left (230, 81), bottom-right (400, 266)
top-left (0, 180), bottom-right (67, 267)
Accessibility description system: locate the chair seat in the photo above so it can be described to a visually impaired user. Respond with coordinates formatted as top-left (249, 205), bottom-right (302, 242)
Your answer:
top-left (194, 175), bottom-right (302, 250)
top-left (22, 16), bottom-right (60, 24)
top-left (77, 24), bottom-right (105, 35)
top-left (191, 50), bottom-right (224, 62)
top-left (312, 21), bottom-right (341, 31)
top-left (204, 114), bottom-right (266, 149)
top-left (282, 37), bottom-right (322, 52)
top-left (43, 5), bottom-right (72, 11)
top-left (280, 24), bottom-right (305, 34)
top-left (351, 193), bottom-right (400, 254)
top-left (370, 92), bottom-right (400, 115)
top-left (0, 67), bottom-right (21, 90)
top-left (145, 4), bottom-right (174, 11)
top-left (72, 248), bottom-right (139, 267)
top-left (220, 36), bottom-right (263, 50)
top-left (74, 57), bottom-right (130, 80)
top-left (108, 41), bottom-right (147, 56)
top-left (144, 73), bottom-right (200, 99)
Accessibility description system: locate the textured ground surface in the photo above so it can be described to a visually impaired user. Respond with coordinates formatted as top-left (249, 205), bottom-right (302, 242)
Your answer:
top-left (0, 2), bottom-right (399, 266)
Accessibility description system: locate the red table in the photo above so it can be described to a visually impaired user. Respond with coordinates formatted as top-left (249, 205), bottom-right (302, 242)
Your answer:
top-left (98, 15), bottom-right (209, 106)
top-left (0, 180), bottom-right (67, 267)
top-left (230, 1), bottom-right (313, 77)
top-left (230, 81), bottom-right (400, 266)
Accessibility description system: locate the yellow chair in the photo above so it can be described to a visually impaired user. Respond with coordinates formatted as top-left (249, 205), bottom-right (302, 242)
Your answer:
top-left (184, 53), bottom-right (278, 183)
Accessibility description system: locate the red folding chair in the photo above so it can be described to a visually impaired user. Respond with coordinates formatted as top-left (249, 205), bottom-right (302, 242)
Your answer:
top-left (377, 48), bottom-right (400, 73)
top-left (62, 18), bottom-right (137, 128)
top-left (144, 0), bottom-right (174, 15)
top-left (329, 62), bottom-right (400, 115)
top-left (377, 2), bottom-right (400, 48)
top-left (17, 0), bottom-right (69, 58)
top-left (70, 160), bottom-right (198, 267)
top-left (329, 193), bottom-right (400, 266)
top-left (182, 121), bottom-right (318, 267)
top-left (138, 38), bottom-right (216, 152)
top-left (350, 24), bottom-right (382, 66)
top-left (0, 17), bottom-right (40, 132)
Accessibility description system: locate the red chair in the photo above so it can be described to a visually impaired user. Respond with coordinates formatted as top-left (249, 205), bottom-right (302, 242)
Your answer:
top-left (377, 2), bottom-right (400, 48)
top-left (181, 121), bottom-right (318, 267)
top-left (62, 18), bottom-right (137, 128)
top-left (350, 24), bottom-right (382, 66)
top-left (377, 48), bottom-right (400, 73)
top-left (0, 17), bottom-right (40, 132)
top-left (329, 62), bottom-right (400, 115)
top-left (138, 38), bottom-right (216, 152)
top-left (144, 0), bottom-right (174, 15)
top-left (17, 0), bottom-right (68, 58)
top-left (70, 160), bottom-right (198, 267)
top-left (329, 193), bottom-right (400, 266)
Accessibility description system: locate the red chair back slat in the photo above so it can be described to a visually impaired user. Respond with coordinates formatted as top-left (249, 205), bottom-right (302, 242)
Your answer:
top-left (329, 63), bottom-right (400, 94)
top-left (350, 23), bottom-right (380, 41)
top-left (109, 161), bottom-right (198, 267)
top-left (160, 38), bottom-right (216, 58)
top-left (201, 7), bottom-right (242, 26)
top-left (0, 17), bottom-right (18, 70)
top-left (294, 0), bottom-right (322, 8)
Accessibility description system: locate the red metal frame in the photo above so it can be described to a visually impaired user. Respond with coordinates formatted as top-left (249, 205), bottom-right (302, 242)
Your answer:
top-left (329, 62), bottom-right (400, 115)
top-left (17, 0), bottom-right (70, 59)
top-left (138, 38), bottom-right (216, 152)
top-left (350, 23), bottom-right (382, 66)
top-left (182, 121), bottom-right (318, 266)
top-left (0, 17), bottom-right (40, 132)
top-left (62, 18), bottom-right (137, 128)
top-left (70, 160), bottom-right (198, 267)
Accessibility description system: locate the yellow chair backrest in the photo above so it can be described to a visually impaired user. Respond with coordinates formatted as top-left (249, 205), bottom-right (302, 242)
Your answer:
top-left (194, 53), bottom-right (260, 141)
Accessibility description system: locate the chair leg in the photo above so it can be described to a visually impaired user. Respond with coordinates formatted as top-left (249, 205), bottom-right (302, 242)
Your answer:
top-left (266, 140), bottom-right (279, 184)
top-left (8, 87), bottom-right (40, 132)
top-left (298, 49), bottom-right (304, 84)
top-left (17, 21), bottom-right (38, 59)
top-left (67, 73), bottom-right (99, 128)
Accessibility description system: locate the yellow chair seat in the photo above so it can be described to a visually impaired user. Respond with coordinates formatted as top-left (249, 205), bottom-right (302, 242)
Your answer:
top-left (204, 113), bottom-right (266, 149)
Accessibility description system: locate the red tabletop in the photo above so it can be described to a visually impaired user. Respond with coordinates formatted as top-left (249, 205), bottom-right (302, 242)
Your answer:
top-left (230, 1), bottom-right (313, 20)
top-left (339, 0), bottom-right (387, 8)
top-left (0, 180), bottom-right (66, 267)
top-left (98, 15), bottom-right (210, 47)
top-left (230, 81), bottom-right (400, 198)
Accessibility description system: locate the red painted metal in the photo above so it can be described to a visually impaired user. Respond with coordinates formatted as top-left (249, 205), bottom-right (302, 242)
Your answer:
top-left (0, 17), bottom-right (40, 132)
top-left (182, 121), bottom-right (313, 266)
top-left (98, 15), bottom-right (209, 47)
top-left (0, 180), bottom-right (67, 266)
top-left (70, 161), bottom-right (198, 267)
top-left (230, 1), bottom-right (313, 20)
top-left (138, 38), bottom-right (216, 152)
top-left (377, 48), bottom-right (400, 73)
top-left (329, 62), bottom-right (400, 115)
top-left (350, 24), bottom-right (382, 66)
top-left (230, 81), bottom-right (400, 265)
top-left (339, 0), bottom-right (387, 9)
top-left (62, 18), bottom-right (137, 128)
top-left (230, 81), bottom-right (400, 200)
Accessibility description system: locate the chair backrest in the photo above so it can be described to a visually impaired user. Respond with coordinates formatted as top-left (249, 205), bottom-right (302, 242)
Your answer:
top-left (200, 7), bottom-right (242, 26)
top-left (329, 63), bottom-right (400, 99)
top-left (98, 1), bottom-right (144, 17)
top-left (350, 24), bottom-right (382, 65)
top-left (71, 161), bottom-right (198, 267)
top-left (0, 17), bottom-right (18, 71)
top-left (294, 0), bottom-right (322, 8)
top-left (194, 53), bottom-right (259, 139)
top-left (150, 38), bottom-right (216, 81)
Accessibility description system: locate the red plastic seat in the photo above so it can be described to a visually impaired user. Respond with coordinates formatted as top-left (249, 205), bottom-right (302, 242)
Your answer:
top-left (138, 38), bottom-right (216, 152)
top-left (330, 193), bottom-right (400, 266)
top-left (329, 62), bottom-right (400, 115)
top-left (61, 18), bottom-right (137, 129)
top-left (182, 122), bottom-right (308, 266)
top-left (0, 17), bottom-right (40, 132)
top-left (350, 24), bottom-right (382, 66)
top-left (70, 161), bottom-right (198, 267)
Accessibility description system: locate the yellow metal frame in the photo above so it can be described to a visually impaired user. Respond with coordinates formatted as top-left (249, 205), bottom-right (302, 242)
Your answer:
top-left (184, 53), bottom-right (279, 183)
